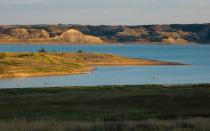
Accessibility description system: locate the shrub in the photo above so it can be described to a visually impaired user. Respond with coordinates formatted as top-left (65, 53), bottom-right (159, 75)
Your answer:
top-left (38, 48), bottom-right (47, 53)
top-left (77, 50), bottom-right (83, 53)
top-left (0, 53), bottom-right (6, 59)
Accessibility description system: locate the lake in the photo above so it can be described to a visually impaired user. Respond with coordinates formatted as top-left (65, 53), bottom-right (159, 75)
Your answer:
top-left (0, 44), bottom-right (210, 88)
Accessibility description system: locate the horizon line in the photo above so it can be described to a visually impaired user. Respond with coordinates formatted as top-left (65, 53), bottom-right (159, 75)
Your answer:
top-left (1, 22), bottom-right (210, 26)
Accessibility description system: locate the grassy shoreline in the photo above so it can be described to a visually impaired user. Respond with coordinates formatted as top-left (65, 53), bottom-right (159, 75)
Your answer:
top-left (0, 52), bottom-right (182, 79)
top-left (1, 84), bottom-right (210, 130)
top-left (0, 84), bottom-right (210, 121)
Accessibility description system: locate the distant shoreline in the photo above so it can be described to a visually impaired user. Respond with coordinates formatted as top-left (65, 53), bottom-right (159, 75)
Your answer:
top-left (0, 40), bottom-right (194, 45)
top-left (1, 23), bottom-right (210, 45)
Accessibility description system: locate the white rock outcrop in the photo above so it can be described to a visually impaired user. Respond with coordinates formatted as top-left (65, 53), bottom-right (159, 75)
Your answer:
top-left (56, 29), bottom-right (103, 43)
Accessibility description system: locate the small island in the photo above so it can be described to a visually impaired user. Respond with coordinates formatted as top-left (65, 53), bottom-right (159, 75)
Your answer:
top-left (0, 52), bottom-right (182, 78)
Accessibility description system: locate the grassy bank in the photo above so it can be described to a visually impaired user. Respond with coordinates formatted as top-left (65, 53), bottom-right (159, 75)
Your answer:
top-left (0, 84), bottom-right (210, 130)
top-left (0, 52), bottom-right (179, 78)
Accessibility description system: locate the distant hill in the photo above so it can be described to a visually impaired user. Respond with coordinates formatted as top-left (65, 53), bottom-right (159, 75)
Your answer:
top-left (0, 24), bottom-right (210, 44)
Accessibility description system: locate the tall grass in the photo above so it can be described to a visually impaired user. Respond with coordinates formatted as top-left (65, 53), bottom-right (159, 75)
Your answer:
top-left (0, 117), bottom-right (210, 131)
top-left (1, 84), bottom-right (210, 130)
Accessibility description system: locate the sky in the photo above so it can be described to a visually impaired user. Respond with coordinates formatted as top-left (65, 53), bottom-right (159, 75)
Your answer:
top-left (0, 0), bottom-right (210, 25)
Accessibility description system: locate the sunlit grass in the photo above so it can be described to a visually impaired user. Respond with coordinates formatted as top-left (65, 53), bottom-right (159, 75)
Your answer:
top-left (0, 52), bottom-right (177, 78)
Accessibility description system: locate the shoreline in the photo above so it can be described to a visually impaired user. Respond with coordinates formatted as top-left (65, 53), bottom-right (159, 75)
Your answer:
top-left (0, 52), bottom-right (184, 79)
top-left (0, 40), bottom-right (199, 45)
top-left (0, 83), bottom-right (209, 90)
top-left (0, 66), bottom-right (96, 79)
top-left (1, 39), bottom-right (209, 45)
top-left (0, 61), bottom-right (183, 79)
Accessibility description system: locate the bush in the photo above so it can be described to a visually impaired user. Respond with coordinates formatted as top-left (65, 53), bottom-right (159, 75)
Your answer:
top-left (0, 53), bottom-right (6, 59)
top-left (38, 48), bottom-right (47, 53)
top-left (77, 50), bottom-right (83, 53)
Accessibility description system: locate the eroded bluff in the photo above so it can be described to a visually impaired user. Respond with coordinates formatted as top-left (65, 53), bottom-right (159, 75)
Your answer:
top-left (0, 23), bottom-right (210, 44)
top-left (0, 27), bottom-right (103, 44)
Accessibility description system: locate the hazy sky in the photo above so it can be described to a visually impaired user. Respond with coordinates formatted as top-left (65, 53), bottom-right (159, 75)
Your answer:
top-left (0, 0), bottom-right (210, 25)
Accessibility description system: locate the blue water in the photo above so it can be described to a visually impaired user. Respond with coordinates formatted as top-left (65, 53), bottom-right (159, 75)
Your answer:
top-left (0, 44), bottom-right (209, 88)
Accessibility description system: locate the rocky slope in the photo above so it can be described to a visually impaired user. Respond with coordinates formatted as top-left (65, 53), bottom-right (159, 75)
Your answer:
top-left (0, 27), bottom-right (103, 44)
top-left (55, 29), bottom-right (103, 43)
top-left (0, 23), bottom-right (210, 44)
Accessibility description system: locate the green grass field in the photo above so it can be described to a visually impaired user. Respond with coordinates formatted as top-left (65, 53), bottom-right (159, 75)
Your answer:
top-left (0, 84), bottom-right (210, 131)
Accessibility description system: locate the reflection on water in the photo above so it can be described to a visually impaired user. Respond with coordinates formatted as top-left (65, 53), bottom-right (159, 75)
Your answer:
top-left (0, 44), bottom-right (210, 88)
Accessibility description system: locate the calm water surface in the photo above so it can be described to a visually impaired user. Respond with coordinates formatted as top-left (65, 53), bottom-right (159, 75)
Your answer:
top-left (0, 44), bottom-right (209, 88)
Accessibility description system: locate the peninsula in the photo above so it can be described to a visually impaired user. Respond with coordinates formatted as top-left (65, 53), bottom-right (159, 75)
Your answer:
top-left (0, 52), bottom-right (181, 78)
top-left (0, 23), bottom-right (210, 44)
